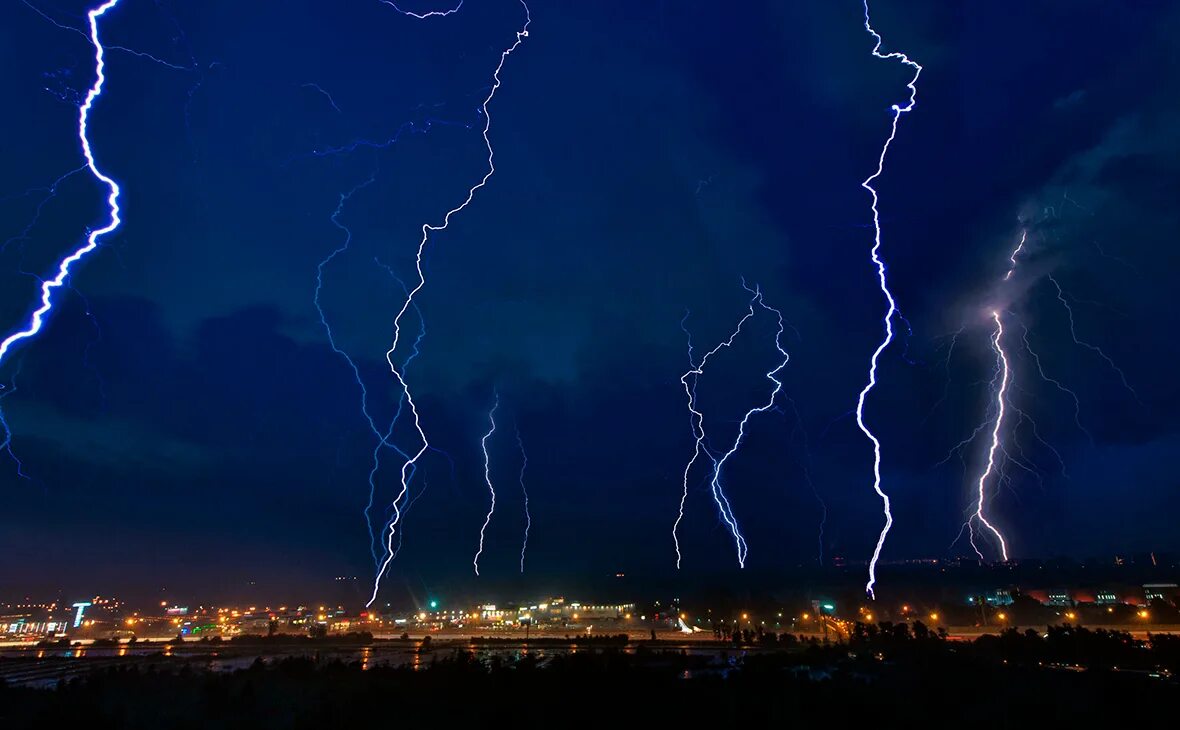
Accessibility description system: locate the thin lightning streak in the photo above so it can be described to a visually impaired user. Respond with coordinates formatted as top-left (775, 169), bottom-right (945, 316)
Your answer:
top-left (706, 284), bottom-right (790, 567)
top-left (106, 45), bottom-right (191, 71)
top-left (674, 298), bottom-right (757, 569)
top-left (368, 1), bottom-right (530, 606)
top-left (1, 167), bottom-right (88, 256)
top-left (1048, 274), bottom-right (1140, 402)
top-left (1003, 230), bottom-right (1026, 281)
top-left (474, 392), bottom-right (499, 576)
top-left (933, 418), bottom-right (991, 470)
top-left (21, 1), bottom-right (87, 38)
top-left (0, 0), bottom-right (123, 369)
top-left (301, 83), bottom-right (342, 113)
top-left (0, 360), bottom-right (31, 480)
top-left (972, 311), bottom-right (1011, 561)
top-left (857, 0), bottom-right (921, 599)
top-left (783, 395), bottom-right (827, 566)
top-left (1018, 320), bottom-right (1093, 444)
top-left (516, 424), bottom-right (530, 573)
top-left (381, 0), bottom-right (464, 19)
top-left (313, 172), bottom-right (419, 568)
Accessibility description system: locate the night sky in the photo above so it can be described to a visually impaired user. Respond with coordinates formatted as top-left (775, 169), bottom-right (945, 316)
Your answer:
top-left (1, 0), bottom-right (1178, 603)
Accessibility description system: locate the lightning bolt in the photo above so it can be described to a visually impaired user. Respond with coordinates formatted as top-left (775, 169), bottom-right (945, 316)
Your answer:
top-left (381, 1), bottom-right (464, 20)
top-left (368, 1), bottom-right (529, 606)
top-left (857, 0), bottom-right (922, 599)
top-left (314, 173), bottom-right (430, 568)
top-left (708, 285), bottom-right (790, 567)
top-left (969, 311), bottom-right (1011, 562)
top-left (675, 300), bottom-right (753, 569)
top-left (0, 359), bottom-right (30, 480)
top-left (1048, 274), bottom-right (1140, 402)
top-left (473, 392), bottom-right (499, 576)
top-left (674, 283), bottom-right (790, 569)
top-left (0, 0), bottom-right (123, 369)
top-left (516, 424), bottom-right (530, 573)
top-left (1017, 320), bottom-right (1093, 444)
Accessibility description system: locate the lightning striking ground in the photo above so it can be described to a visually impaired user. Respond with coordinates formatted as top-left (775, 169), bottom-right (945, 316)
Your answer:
top-left (970, 311), bottom-right (1012, 561)
top-left (473, 393), bottom-right (499, 576)
top-left (675, 299), bottom-right (755, 569)
top-left (856, 0), bottom-right (922, 599)
top-left (516, 425), bottom-right (531, 573)
top-left (674, 284), bottom-right (790, 569)
top-left (707, 286), bottom-right (790, 568)
top-left (314, 173), bottom-right (429, 568)
top-left (368, 1), bottom-right (530, 605)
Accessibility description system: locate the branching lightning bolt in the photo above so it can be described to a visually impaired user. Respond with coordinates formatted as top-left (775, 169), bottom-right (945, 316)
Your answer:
top-left (857, 0), bottom-right (921, 599)
top-left (675, 301), bottom-right (754, 569)
top-left (314, 173), bottom-right (429, 568)
top-left (0, 1), bottom-right (122, 368)
top-left (970, 310), bottom-right (1011, 562)
top-left (707, 285), bottom-right (790, 567)
top-left (516, 424), bottom-right (530, 573)
top-left (367, 1), bottom-right (530, 606)
top-left (473, 392), bottom-right (499, 576)
top-left (381, 0), bottom-right (464, 20)
top-left (1017, 320), bottom-right (1093, 444)
top-left (674, 284), bottom-right (790, 569)
top-left (1048, 274), bottom-right (1140, 402)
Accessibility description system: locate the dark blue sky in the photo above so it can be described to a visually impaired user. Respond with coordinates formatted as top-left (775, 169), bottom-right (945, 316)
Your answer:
top-left (1, 0), bottom-right (1178, 603)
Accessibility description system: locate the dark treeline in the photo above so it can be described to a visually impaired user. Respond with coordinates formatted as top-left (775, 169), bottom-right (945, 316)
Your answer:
top-left (3, 623), bottom-right (1179, 728)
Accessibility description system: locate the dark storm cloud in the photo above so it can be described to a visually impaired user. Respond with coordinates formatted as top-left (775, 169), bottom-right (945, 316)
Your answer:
top-left (1, 0), bottom-right (1178, 600)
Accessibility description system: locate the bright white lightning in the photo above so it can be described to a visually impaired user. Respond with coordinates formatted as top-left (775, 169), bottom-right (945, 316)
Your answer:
top-left (971, 311), bottom-right (1011, 562)
top-left (0, 0), bottom-right (123, 368)
top-left (674, 298), bottom-right (756, 569)
top-left (1004, 230), bottom-right (1026, 281)
top-left (857, 0), bottom-right (922, 599)
top-left (367, 1), bottom-right (530, 606)
top-left (674, 284), bottom-right (789, 569)
top-left (473, 393), bottom-right (499, 576)
top-left (706, 286), bottom-right (790, 568)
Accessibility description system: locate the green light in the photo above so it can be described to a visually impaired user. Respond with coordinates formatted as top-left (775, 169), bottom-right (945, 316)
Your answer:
top-left (429, 600), bottom-right (438, 610)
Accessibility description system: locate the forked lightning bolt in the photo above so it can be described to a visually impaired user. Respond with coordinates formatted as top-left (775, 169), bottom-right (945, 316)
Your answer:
top-left (707, 286), bottom-right (790, 568)
top-left (368, 2), bottom-right (530, 605)
top-left (473, 392), bottom-right (499, 576)
top-left (675, 299), bottom-right (754, 569)
top-left (970, 311), bottom-right (1011, 561)
top-left (857, 0), bottom-right (922, 599)
top-left (0, 0), bottom-right (123, 369)
top-left (674, 284), bottom-right (790, 569)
